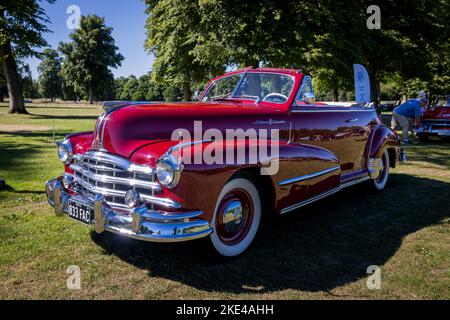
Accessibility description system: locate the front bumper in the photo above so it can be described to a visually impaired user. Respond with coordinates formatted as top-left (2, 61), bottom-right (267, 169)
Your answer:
top-left (416, 127), bottom-right (450, 137)
top-left (45, 178), bottom-right (212, 242)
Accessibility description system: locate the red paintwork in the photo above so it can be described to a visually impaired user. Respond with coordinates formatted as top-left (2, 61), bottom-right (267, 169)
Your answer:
top-left (64, 68), bottom-right (400, 220)
top-left (101, 102), bottom-right (290, 157)
top-left (64, 132), bottom-right (94, 175)
top-left (419, 96), bottom-right (450, 136)
top-left (422, 106), bottom-right (450, 121)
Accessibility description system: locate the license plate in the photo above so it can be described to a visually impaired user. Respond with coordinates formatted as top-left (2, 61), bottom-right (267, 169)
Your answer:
top-left (68, 200), bottom-right (93, 225)
top-left (437, 130), bottom-right (450, 136)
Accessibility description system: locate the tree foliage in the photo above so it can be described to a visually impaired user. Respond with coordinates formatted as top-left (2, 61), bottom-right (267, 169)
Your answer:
top-left (0, 0), bottom-right (54, 113)
top-left (144, 0), bottom-right (228, 101)
top-left (144, 0), bottom-right (450, 101)
top-left (18, 63), bottom-right (39, 99)
top-left (37, 48), bottom-right (62, 101)
top-left (59, 15), bottom-right (124, 103)
top-left (114, 73), bottom-right (181, 102)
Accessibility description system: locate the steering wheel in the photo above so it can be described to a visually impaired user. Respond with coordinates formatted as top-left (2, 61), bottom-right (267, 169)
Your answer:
top-left (262, 93), bottom-right (289, 103)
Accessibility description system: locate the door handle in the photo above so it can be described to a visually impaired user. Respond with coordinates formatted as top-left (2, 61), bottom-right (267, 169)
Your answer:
top-left (345, 118), bottom-right (358, 123)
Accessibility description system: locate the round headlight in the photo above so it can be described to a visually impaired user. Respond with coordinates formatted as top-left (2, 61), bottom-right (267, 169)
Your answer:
top-left (156, 155), bottom-right (182, 189)
top-left (58, 140), bottom-right (73, 164)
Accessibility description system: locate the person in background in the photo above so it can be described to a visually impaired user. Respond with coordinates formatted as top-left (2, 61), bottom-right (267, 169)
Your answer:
top-left (417, 90), bottom-right (427, 99)
top-left (391, 97), bottom-right (428, 144)
top-left (409, 90), bottom-right (428, 136)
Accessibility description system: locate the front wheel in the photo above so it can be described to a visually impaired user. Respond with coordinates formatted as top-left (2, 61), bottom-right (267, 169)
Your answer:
top-left (210, 176), bottom-right (261, 257)
top-left (371, 150), bottom-right (390, 191)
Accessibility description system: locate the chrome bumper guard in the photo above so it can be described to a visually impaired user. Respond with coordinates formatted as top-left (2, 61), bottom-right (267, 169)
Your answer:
top-left (416, 128), bottom-right (450, 136)
top-left (45, 178), bottom-right (212, 242)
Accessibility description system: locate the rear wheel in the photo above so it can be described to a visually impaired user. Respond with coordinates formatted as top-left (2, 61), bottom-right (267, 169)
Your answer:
top-left (371, 150), bottom-right (390, 191)
top-left (210, 176), bottom-right (261, 257)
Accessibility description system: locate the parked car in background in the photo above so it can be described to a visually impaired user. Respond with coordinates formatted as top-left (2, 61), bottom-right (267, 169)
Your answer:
top-left (417, 94), bottom-right (450, 141)
top-left (45, 68), bottom-right (402, 257)
top-left (381, 103), bottom-right (396, 112)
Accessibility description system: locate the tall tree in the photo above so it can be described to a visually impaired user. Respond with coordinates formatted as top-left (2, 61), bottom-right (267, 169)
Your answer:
top-left (37, 48), bottom-right (62, 102)
top-left (59, 15), bottom-right (123, 104)
top-left (144, 0), bottom-right (228, 101)
top-left (0, 0), bottom-right (54, 113)
top-left (353, 0), bottom-right (450, 100)
top-left (18, 62), bottom-right (39, 99)
top-left (0, 72), bottom-right (6, 101)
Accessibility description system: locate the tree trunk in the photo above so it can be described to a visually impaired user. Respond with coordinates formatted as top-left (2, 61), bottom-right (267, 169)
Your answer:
top-left (88, 81), bottom-right (94, 104)
top-left (182, 79), bottom-right (191, 102)
top-left (377, 80), bottom-right (381, 101)
top-left (0, 43), bottom-right (27, 114)
top-left (332, 85), bottom-right (339, 102)
top-left (369, 71), bottom-right (379, 102)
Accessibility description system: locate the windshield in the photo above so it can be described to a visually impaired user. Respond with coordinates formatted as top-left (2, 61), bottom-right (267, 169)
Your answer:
top-left (436, 96), bottom-right (450, 107)
top-left (203, 72), bottom-right (295, 104)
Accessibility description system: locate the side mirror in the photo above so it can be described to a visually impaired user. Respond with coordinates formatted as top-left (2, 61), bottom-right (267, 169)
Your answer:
top-left (303, 92), bottom-right (316, 104)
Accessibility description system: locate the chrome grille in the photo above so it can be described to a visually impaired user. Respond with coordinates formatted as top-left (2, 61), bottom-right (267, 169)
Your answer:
top-left (69, 151), bottom-right (173, 211)
top-left (423, 119), bottom-right (450, 130)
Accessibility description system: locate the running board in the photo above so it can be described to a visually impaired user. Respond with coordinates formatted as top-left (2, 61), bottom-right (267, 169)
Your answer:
top-left (280, 176), bottom-right (370, 214)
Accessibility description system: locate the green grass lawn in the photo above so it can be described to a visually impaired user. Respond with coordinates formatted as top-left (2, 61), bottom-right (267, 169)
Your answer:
top-left (0, 103), bottom-right (449, 299)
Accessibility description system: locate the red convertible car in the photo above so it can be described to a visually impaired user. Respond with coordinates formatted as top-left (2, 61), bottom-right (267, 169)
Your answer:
top-left (417, 94), bottom-right (450, 141)
top-left (46, 68), bottom-right (402, 257)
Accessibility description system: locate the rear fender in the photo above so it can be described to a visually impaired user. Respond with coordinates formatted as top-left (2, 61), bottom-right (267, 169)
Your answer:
top-left (366, 125), bottom-right (400, 176)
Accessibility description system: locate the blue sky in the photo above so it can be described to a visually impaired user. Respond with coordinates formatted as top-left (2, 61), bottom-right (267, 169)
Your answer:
top-left (26, 0), bottom-right (154, 79)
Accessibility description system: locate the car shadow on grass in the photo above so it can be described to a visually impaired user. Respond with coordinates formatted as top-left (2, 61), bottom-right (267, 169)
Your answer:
top-left (92, 173), bottom-right (449, 294)
top-left (0, 131), bottom-right (69, 167)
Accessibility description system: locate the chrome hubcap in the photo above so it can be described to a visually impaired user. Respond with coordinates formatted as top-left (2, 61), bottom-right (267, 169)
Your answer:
top-left (222, 200), bottom-right (244, 234)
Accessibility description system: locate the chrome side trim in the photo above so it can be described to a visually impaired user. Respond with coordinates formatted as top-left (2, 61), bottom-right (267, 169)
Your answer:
top-left (281, 187), bottom-right (341, 214)
top-left (70, 163), bottom-right (161, 191)
top-left (340, 176), bottom-right (370, 189)
top-left (278, 166), bottom-right (340, 186)
top-left (95, 103), bottom-right (132, 150)
top-left (280, 175), bottom-right (370, 214)
top-left (167, 139), bottom-right (213, 154)
top-left (100, 112), bottom-right (113, 145)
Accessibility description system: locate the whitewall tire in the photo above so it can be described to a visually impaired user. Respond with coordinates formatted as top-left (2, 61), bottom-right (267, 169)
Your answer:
top-left (210, 177), bottom-right (261, 257)
top-left (372, 150), bottom-right (390, 191)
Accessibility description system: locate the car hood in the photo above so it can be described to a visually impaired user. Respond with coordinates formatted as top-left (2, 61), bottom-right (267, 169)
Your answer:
top-left (94, 101), bottom-right (288, 158)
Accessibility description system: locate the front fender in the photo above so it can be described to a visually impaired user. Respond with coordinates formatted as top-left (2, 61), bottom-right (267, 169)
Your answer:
top-left (131, 139), bottom-right (295, 221)
top-left (63, 132), bottom-right (94, 174)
